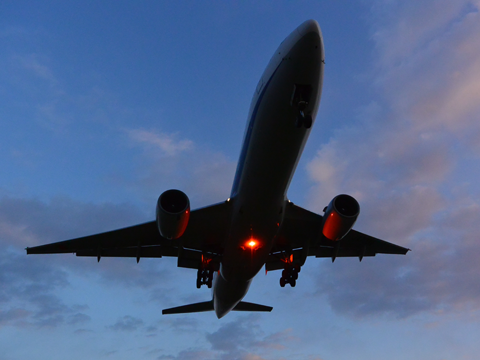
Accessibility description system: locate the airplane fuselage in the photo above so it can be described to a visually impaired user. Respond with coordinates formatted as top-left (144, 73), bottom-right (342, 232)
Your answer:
top-left (213, 20), bottom-right (325, 318)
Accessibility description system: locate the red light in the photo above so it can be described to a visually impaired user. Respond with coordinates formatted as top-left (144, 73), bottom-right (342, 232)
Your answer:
top-left (241, 238), bottom-right (261, 251)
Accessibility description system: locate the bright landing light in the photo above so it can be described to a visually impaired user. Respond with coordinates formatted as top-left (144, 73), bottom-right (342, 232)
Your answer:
top-left (242, 238), bottom-right (260, 251)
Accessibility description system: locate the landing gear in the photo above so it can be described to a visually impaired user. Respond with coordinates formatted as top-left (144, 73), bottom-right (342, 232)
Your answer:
top-left (196, 269), bottom-right (213, 289)
top-left (291, 84), bottom-right (313, 129)
top-left (280, 263), bottom-right (300, 287)
top-left (295, 112), bottom-right (312, 129)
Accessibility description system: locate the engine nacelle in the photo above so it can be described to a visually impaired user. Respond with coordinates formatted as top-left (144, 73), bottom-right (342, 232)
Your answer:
top-left (322, 194), bottom-right (360, 241)
top-left (156, 189), bottom-right (190, 239)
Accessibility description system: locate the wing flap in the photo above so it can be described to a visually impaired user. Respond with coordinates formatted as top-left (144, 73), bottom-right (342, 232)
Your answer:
top-left (75, 245), bottom-right (179, 258)
top-left (26, 221), bottom-right (161, 255)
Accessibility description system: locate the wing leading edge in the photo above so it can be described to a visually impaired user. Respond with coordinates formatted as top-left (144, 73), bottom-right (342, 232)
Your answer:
top-left (26, 201), bottom-right (231, 264)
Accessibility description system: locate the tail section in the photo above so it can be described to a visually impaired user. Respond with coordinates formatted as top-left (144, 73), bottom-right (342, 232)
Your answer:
top-left (162, 300), bottom-right (272, 315)
top-left (162, 300), bottom-right (214, 315)
top-left (232, 301), bottom-right (273, 312)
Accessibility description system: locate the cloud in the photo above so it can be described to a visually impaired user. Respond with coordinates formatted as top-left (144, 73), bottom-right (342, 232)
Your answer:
top-left (127, 129), bottom-right (193, 156)
top-left (108, 315), bottom-right (144, 332)
top-left (306, 0), bottom-right (480, 318)
top-left (15, 54), bottom-right (57, 84)
top-left (157, 350), bottom-right (216, 360)
top-left (206, 315), bottom-right (261, 352)
top-left (154, 315), bottom-right (296, 360)
top-left (205, 315), bottom-right (296, 360)
top-left (0, 253), bottom-right (90, 328)
top-left (0, 195), bottom-right (180, 329)
top-left (165, 316), bottom-right (199, 332)
top-left (67, 312), bottom-right (91, 325)
top-left (123, 129), bottom-right (236, 206)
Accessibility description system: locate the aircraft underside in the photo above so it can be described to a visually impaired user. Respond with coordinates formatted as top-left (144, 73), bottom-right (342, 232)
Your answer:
top-left (26, 20), bottom-right (409, 319)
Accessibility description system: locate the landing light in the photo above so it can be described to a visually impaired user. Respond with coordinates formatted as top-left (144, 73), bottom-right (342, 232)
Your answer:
top-left (242, 238), bottom-right (260, 251)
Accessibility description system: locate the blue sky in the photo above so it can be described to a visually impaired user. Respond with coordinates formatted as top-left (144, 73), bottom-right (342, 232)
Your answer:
top-left (1, 1), bottom-right (480, 359)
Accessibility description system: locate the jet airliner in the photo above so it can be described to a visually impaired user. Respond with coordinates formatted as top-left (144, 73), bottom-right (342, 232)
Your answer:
top-left (27, 20), bottom-right (409, 319)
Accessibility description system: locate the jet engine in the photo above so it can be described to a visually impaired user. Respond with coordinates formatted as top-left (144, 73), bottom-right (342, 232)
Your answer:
top-left (322, 194), bottom-right (360, 241)
top-left (156, 189), bottom-right (190, 239)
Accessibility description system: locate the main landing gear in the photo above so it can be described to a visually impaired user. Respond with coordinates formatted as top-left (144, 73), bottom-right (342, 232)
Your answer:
top-left (196, 269), bottom-right (213, 289)
top-left (280, 263), bottom-right (301, 288)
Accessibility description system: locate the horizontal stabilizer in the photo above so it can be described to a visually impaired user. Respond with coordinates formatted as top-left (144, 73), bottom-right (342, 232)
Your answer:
top-left (232, 301), bottom-right (273, 312)
top-left (162, 300), bottom-right (273, 315)
top-left (162, 300), bottom-right (214, 315)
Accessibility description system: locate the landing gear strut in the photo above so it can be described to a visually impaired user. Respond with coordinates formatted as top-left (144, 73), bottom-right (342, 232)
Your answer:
top-left (295, 109), bottom-right (313, 129)
top-left (196, 269), bottom-right (213, 289)
top-left (280, 263), bottom-right (300, 288)
top-left (291, 84), bottom-right (313, 129)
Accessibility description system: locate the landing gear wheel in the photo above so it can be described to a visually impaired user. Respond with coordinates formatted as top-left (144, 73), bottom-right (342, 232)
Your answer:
top-left (280, 277), bottom-right (286, 287)
top-left (303, 115), bottom-right (312, 129)
top-left (197, 268), bottom-right (214, 288)
top-left (290, 278), bottom-right (296, 287)
top-left (295, 115), bottom-right (304, 128)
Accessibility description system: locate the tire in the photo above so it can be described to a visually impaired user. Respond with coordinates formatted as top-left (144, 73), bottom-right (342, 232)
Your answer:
top-left (280, 277), bottom-right (286, 287)
top-left (295, 115), bottom-right (303, 128)
top-left (290, 278), bottom-right (296, 287)
top-left (304, 115), bottom-right (312, 129)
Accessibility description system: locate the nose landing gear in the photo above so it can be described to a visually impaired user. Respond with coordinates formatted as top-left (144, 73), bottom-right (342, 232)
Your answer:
top-left (295, 108), bottom-right (313, 129)
top-left (291, 84), bottom-right (313, 129)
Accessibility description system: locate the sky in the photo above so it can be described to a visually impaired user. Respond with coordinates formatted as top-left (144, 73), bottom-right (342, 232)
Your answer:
top-left (1, 1), bottom-right (480, 359)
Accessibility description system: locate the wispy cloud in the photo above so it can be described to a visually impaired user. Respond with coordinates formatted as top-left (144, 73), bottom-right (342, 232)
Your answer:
top-left (127, 129), bottom-right (193, 156)
top-left (121, 128), bottom-right (235, 206)
top-left (108, 315), bottom-right (144, 332)
top-left (0, 196), bottom-right (176, 329)
top-left (14, 54), bottom-right (57, 84)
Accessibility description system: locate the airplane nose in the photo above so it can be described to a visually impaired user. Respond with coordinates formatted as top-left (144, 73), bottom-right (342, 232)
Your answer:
top-left (294, 19), bottom-right (324, 63)
top-left (296, 19), bottom-right (321, 37)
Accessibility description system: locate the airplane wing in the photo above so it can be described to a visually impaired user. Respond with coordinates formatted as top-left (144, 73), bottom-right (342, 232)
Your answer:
top-left (265, 202), bottom-right (409, 271)
top-left (26, 201), bottom-right (230, 269)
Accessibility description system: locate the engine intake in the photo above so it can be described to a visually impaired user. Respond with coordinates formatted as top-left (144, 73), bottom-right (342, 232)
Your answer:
top-left (156, 189), bottom-right (190, 239)
top-left (322, 194), bottom-right (360, 241)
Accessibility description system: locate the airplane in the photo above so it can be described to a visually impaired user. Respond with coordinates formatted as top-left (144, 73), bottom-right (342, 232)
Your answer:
top-left (26, 19), bottom-right (409, 319)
